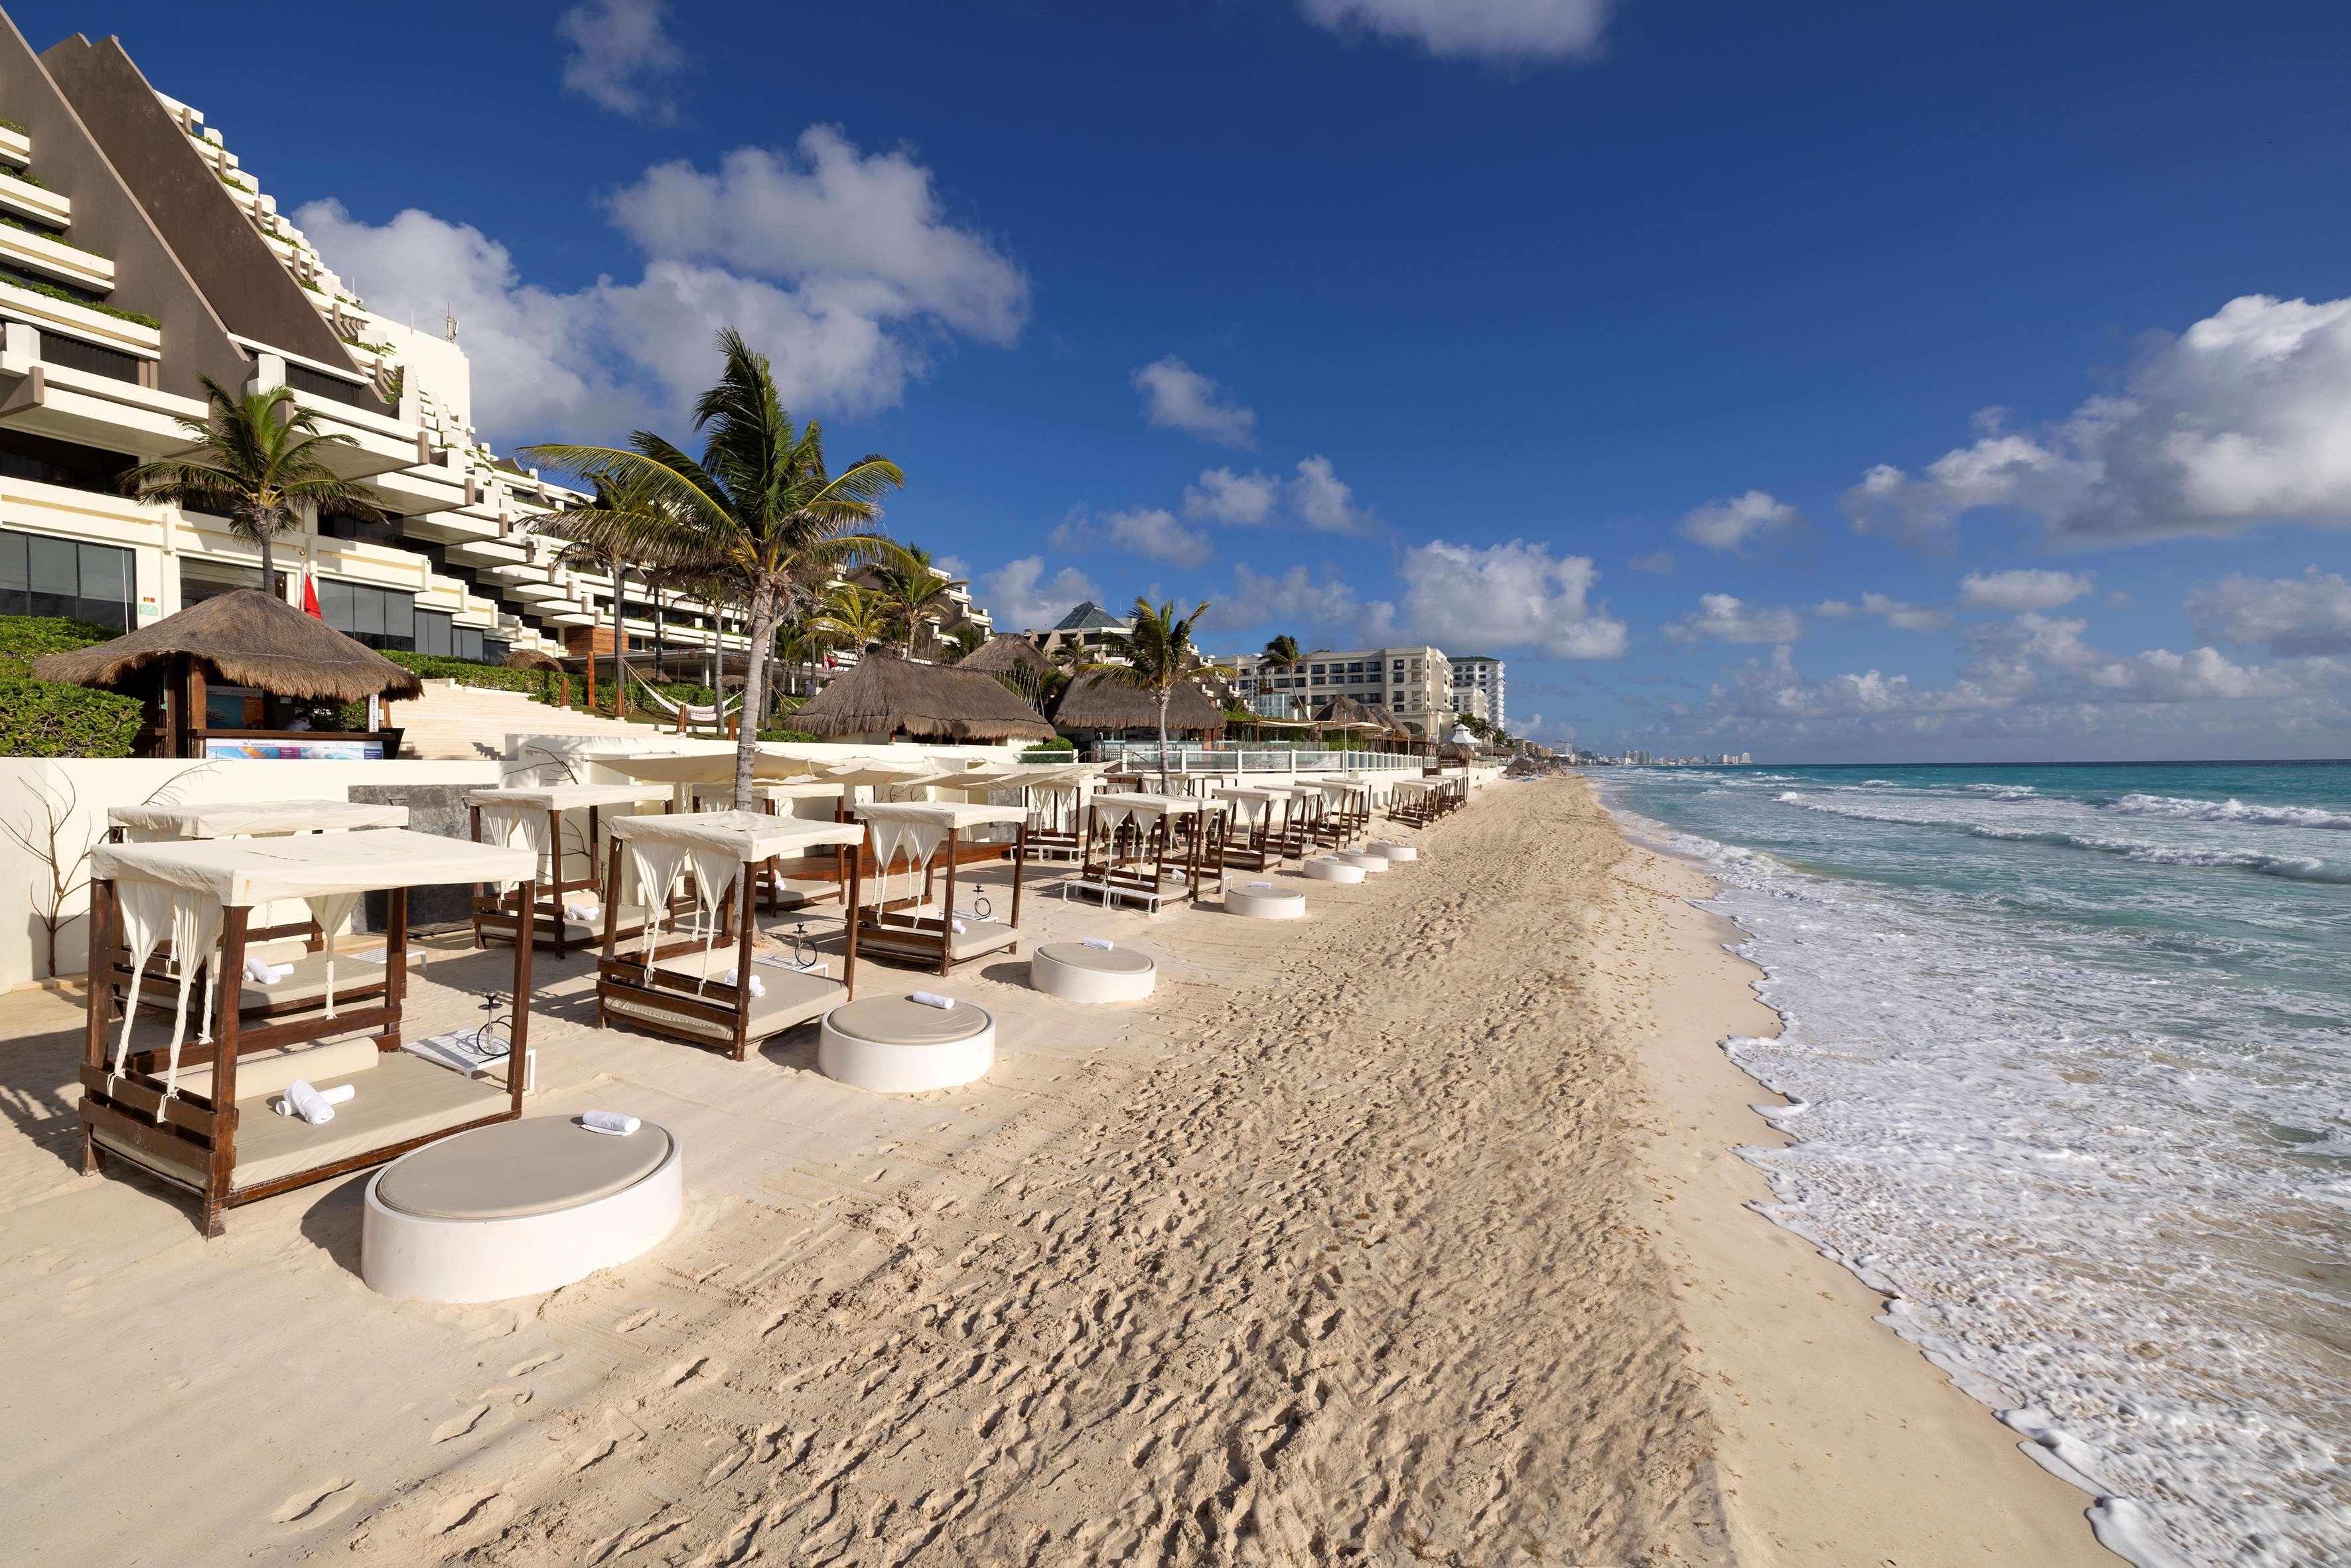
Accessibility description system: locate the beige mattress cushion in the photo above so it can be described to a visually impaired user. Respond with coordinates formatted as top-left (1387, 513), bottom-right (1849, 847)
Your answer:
top-left (605, 965), bottom-right (842, 1042)
top-left (141, 949), bottom-right (388, 1013)
top-left (171, 1034), bottom-right (382, 1104)
top-left (374, 1115), bottom-right (674, 1220)
top-left (825, 996), bottom-right (991, 1046)
top-left (94, 1052), bottom-right (511, 1192)
top-left (863, 917), bottom-right (1023, 961)
top-left (1034, 943), bottom-right (1154, 976)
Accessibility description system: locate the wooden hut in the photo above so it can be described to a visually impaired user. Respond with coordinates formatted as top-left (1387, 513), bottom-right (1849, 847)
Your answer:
top-left (790, 648), bottom-right (1056, 744)
top-left (954, 634), bottom-right (1050, 679)
top-left (1050, 673), bottom-right (1228, 743)
top-left (31, 589), bottom-right (419, 758)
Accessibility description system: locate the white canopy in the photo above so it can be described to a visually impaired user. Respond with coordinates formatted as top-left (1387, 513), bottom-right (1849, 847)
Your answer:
top-left (587, 750), bottom-right (818, 786)
top-left (464, 784), bottom-right (672, 810)
top-left (856, 800), bottom-right (1029, 830)
top-left (610, 809), bottom-right (863, 864)
top-left (1094, 793), bottom-right (1205, 821)
top-left (108, 801), bottom-right (410, 839)
top-left (804, 756), bottom-right (950, 788)
top-left (1212, 786), bottom-right (1287, 804)
top-left (1390, 778), bottom-right (1440, 797)
top-left (690, 779), bottom-right (845, 805)
top-left (95, 829), bottom-right (537, 908)
top-left (1310, 779), bottom-right (1364, 798)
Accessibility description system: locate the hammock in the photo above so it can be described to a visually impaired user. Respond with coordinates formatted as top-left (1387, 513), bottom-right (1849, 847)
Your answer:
top-left (630, 674), bottom-right (743, 727)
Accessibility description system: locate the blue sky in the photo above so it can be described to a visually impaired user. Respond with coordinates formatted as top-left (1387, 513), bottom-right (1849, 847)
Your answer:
top-left (30, 0), bottom-right (2351, 760)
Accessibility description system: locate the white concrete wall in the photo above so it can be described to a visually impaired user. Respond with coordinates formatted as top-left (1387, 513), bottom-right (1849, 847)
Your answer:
top-left (0, 756), bottom-right (500, 986)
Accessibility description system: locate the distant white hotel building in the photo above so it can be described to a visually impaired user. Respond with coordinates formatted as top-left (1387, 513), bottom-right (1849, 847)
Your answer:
top-left (1251, 644), bottom-right (1456, 738)
top-left (1448, 655), bottom-right (1504, 730)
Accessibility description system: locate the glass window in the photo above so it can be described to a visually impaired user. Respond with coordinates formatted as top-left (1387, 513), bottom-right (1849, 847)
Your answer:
top-left (482, 638), bottom-right (510, 665)
top-left (0, 528), bottom-right (133, 630)
top-left (455, 625), bottom-right (486, 662)
top-left (320, 580), bottom-right (419, 652)
top-left (415, 608), bottom-right (453, 658)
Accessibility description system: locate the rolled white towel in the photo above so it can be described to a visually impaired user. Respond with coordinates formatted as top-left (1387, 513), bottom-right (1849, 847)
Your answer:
top-left (721, 965), bottom-right (766, 998)
top-left (271, 1081), bottom-right (355, 1119)
top-left (275, 1079), bottom-right (344, 1125)
top-left (951, 918), bottom-right (967, 934)
top-left (580, 1110), bottom-right (640, 1137)
top-left (565, 902), bottom-right (601, 923)
top-left (1080, 936), bottom-right (1115, 950)
top-left (908, 990), bottom-right (955, 1011)
top-left (244, 956), bottom-right (295, 985)
top-left (1248, 880), bottom-right (1272, 889)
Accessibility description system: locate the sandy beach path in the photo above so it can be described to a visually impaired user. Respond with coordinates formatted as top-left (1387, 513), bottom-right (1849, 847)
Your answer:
top-left (331, 779), bottom-right (1727, 1566)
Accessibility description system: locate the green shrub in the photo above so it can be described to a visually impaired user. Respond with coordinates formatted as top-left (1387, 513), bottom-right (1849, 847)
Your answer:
top-left (1020, 739), bottom-right (1076, 760)
top-left (0, 614), bottom-right (141, 756)
top-left (383, 650), bottom-right (561, 702)
top-left (757, 728), bottom-right (819, 743)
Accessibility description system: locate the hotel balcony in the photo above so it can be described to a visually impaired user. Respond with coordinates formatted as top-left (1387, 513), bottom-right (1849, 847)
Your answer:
top-left (0, 221), bottom-right (116, 293)
top-left (0, 123), bottom-right (29, 167)
top-left (0, 169), bottom-right (71, 228)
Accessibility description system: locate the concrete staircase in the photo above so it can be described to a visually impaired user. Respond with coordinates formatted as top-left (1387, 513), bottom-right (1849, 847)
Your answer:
top-left (393, 679), bottom-right (681, 760)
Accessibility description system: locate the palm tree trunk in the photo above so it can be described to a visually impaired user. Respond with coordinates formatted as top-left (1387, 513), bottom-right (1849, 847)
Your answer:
top-left (1157, 692), bottom-right (1171, 794)
top-left (735, 593), bottom-right (779, 811)
top-left (612, 562), bottom-right (630, 719)
top-left (257, 528), bottom-right (277, 599)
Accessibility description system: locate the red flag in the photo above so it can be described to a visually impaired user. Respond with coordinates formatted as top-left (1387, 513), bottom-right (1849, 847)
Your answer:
top-left (301, 574), bottom-right (323, 618)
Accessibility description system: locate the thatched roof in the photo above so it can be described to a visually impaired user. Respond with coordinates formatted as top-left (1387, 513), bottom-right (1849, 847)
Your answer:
top-left (1052, 673), bottom-right (1226, 736)
top-left (501, 648), bottom-right (564, 672)
top-left (955, 634), bottom-right (1049, 677)
top-left (791, 648), bottom-right (1055, 741)
top-left (31, 590), bottom-right (423, 701)
top-left (1313, 694), bottom-right (1393, 733)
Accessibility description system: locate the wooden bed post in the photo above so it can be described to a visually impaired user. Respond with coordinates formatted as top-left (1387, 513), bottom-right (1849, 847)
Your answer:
top-left (468, 803), bottom-right (489, 948)
top-left (845, 829), bottom-right (862, 1001)
top-left (509, 881), bottom-right (535, 1114)
top-left (938, 825), bottom-right (960, 977)
top-left (1010, 822), bottom-right (1027, 932)
top-left (731, 870), bottom-right (756, 1061)
top-left (81, 876), bottom-right (114, 1175)
top-left (597, 845), bottom-right (623, 1029)
top-left (382, 887), bottom-right (409, 1051)
top-left (204, 907), bottom-right (249, 1239)
top-left (549, 806), bottom-right (569, 959)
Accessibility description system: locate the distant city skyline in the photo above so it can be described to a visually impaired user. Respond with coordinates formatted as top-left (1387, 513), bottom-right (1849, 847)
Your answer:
top-left (45, 0), bottom-right (2351, 762)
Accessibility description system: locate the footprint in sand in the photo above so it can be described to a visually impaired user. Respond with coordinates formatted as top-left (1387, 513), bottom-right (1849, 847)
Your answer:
top-left (615, 1307), bottom-right (659, 1334)
top-left (506, 1350), bottom-right (563, 1378)
top-left (431, 1403), bottom-right (491, 1445)
top-left (271, 1478), bottom-right (354, 1524)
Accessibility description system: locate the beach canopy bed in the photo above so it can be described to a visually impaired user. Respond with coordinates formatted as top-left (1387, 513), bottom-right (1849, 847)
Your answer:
top-left (1212, 786), bottom-right (1299, 873)
top-left (1307, 778), bottom-right (1371, 847)
top-left (1076, 792), bottom-right (1223, 911)
top-left (687, 779), bottom-right (853, 912)
top-left (1388, 777), bottom-right (1444, 827)
top-left (1246, 782), bottom-right (1320, 859)
top-left (596, 810), bottom-right (867, 1060)
top-left (80, 828), bottom-right (539, 1237)
top-left (853, 800), bottom-right (1030, 975)
top-left (466, 784), bottom-right (672, 956)
top-left (108, 800), bottom-right (416, 1012)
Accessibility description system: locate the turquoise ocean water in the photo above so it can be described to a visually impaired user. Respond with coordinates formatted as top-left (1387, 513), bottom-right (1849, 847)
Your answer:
top-left (1593, 762), bottom-right (2350, 1568)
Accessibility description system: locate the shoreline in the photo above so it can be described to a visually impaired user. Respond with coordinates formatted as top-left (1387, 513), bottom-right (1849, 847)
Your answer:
top-left (1604, 798), bottom-right (2121, 1565)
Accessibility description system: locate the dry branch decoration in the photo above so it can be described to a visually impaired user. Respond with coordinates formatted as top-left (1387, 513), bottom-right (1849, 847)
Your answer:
top-left (0, 764), bottom-right (215, 979)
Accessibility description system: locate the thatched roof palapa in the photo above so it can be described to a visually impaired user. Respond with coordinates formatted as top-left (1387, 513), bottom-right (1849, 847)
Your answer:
top-left (1052, 673), bottom-right (1226, 737)
top-left (501, 648), bottom-right (564, 672)
top-left (31, 589), bottom-right (424, 701)
top-left (1311, 694), bottom-right (1393, 733)
top-left (954, 634), bottom-right (1050, 678)
top-left (792, 648), bottom-right (1056, 741)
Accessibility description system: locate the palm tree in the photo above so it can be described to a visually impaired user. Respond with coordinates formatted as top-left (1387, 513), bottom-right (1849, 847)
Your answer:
top-left (809, 583), bottom-right (894, 652)
top-left (536, 473), bottom-right (676, 715)
top-left (122, 377), bottom-right (382, 592)
top-left (1259, 632), bottom-right (1301, 713)
top-left (1089, 596), bottom-right (1217, 793)
top-left (520, 328), bottom-right (905, 808)
top-left (944, 624), bottom-right (985, 662)
top-left (876, 558), bottom-right (954, 658)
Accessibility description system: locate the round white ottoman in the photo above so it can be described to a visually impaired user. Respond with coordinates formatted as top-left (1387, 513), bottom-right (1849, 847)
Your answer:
top-left (1226, 883), bottom-right (1307, 920)
top-left (1334, 850), bottom-right (1391, 873)
top-left (1301, 857), bottom-right (1365, 884)
top-left (1031, 942), bottom-right (1157, 1001)
top-left (1368, 841), bottom-right (1418, 862)
top-left (819, 995), bottom-right (995, 1092)
top-left (362, 1117), bottom-right (682, 1304)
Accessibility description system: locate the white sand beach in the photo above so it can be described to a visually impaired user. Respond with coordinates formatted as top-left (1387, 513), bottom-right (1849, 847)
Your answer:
top-left (0, 776), bottom-right (2113, 1565)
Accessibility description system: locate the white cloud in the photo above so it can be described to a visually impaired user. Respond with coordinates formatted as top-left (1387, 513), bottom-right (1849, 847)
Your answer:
top-left (931, 554), bottom-right (971, 582)
top-left (1628, 549), bottom-right (1676, 574)
top-left (1397, 539), bottom-right (1628, 659)
top-left (1679, 490), bottom-right (1801, 552)
top-left (1222, 563), bottom-right (1395, 640)
top-left (606, 131), bottom-right (1029, 344)
top-left (1131, 356), bottom-right (1257, 449)
top-left (557, 0), bottom-right (683, 121)
top-left (2186, 569), bottom-right (2351, 656)
top-left (981, 557), bottom-right (1100, 632)
top-left (1048, 506), bottom-right (1215, 569)
top-left (1813, 599), bottom-right (1857, 620)
top-left (1859, 592), bottom-right (1952, 632)
top-left (298, 125), bottom-right (1023, 443)
top-left (1845, 294), bottom-right (2351, 549)
top-left (1982, 613), bottom-right (2310, 703)
top-left (1298, 0), bottom-right (1612, 62)
top-left (1666, 593), bottom-right (1805, 646)
top-left (1959, 568), bottom-right (2097, 611)
top-left (1182, 466), bottom-right (1281, 525)
top-left (1288, 456), bottom-right (1374, 534)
